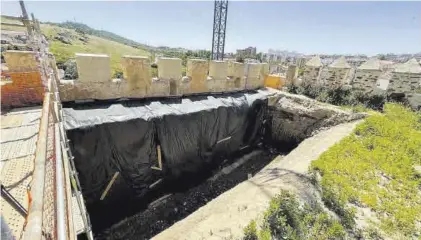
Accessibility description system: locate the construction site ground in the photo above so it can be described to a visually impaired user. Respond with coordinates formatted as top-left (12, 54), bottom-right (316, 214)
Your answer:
top-left (0, 106), bottom-right (85, 239)
top-left (1, 107), bottom-right (41, 238)
top-left (153, 120), bottom-right (362, 240)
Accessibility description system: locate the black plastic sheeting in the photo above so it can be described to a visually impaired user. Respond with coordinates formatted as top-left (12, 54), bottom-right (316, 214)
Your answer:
top-left (63, 89), bottom-right (278, 229)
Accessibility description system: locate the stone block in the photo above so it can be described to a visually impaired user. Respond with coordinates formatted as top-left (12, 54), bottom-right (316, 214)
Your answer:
top-left (58, 80), bottom-right (75, 102)
top-left (158, 57), bottom-right (182, 80)
top-left (93, 80), bottom-right (127, 100)
top-left (187, 59), bottom-right (208, 93)
top-left (208, 61), bottom-right (228, 92)
top-left (179, 76), bottom-right (192, 94)
top-left (150, 78), bottom-right (170, 97)
top-left (75, 53), bottom-right (111, 83)
top-left (158, 57), bottom-right (182, 95)
top-left (286, 65), bottom-right (297, 85)
top-left (3, 51), bottom-right (39, 72)
top-left (245, 63), bottom-right (263, 89)
top-left (209, 61), bottom-right (228, 80)
top-left (260, 63), bottom-right (269, 81)
top-left (121, 55), bottom-right (150, 97)
top-left (227, 61), bottom-right (245, 90)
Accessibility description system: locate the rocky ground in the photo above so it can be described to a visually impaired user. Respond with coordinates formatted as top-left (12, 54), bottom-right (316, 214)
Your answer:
top-left (266, 91), bottom-right (366, 145)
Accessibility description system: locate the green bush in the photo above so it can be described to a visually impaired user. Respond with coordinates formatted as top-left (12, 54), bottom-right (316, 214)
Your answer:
top-left (244, 190), bottom-right (346, 240)
top-left (243, 220), bottom-right (258, 240)
top-left (284, 82), bottom-right (386, 110)
top-left (63, 59), bottom-right (78, 79)
top-left (113, 71), bottom-right (123, 79)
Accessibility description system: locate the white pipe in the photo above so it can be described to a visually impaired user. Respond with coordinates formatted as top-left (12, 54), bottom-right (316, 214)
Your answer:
top-left (55, 124), bottom-right (67, 240)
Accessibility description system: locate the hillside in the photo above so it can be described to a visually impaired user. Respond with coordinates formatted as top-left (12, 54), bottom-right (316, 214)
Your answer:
top-left (1, 16), bottom-right (151, 76)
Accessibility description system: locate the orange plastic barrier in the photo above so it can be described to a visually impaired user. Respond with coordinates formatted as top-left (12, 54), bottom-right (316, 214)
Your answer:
top-left (264, 74), bottom-right (286, 89)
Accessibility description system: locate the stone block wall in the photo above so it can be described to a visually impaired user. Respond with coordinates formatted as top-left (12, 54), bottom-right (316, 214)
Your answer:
top-left (286, 65), bottom-right (297, 85)
top-left (326, 68), bottom-right (350, 87)
top-left (227, 61), bottom-right (245, 90)
top-left (121, 56), bottom-right (151, 97)
top-left (352, 69), bottom-right (382, 93)
top-left (58, 53), bottom-right (268, 101)
top-left (303, 66), bottom-right (320, 84)
top-left (1, 51), bottom-right (45, 107)
top-left (388, 72), bottom-right (421, 94)
top-left (245, 63), bottom-right (265, 89)
top-left (208, 60), bottom-right (228, 92)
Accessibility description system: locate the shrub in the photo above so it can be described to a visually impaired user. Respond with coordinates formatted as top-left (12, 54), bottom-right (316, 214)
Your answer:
top-left (243, 220), bottom-right (258, 240)
top-left (113, 71), bottom-right (123, 79)
top-left (284, 82), bottom-right (386, 111)
top-left (63, 59), bottom-right (78, 79)
top-left (244, 190), bottom-right (346, 240)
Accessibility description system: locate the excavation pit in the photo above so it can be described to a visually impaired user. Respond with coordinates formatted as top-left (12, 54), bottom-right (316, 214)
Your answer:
top-left (63, 89), bottom-right (364, 239)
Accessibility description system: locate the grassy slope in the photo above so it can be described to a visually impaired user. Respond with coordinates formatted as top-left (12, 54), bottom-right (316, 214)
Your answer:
top-left (42, 24), bottom-right (150, 74)
top-left (1, 16), bottom-right (150, 75)
top-left (311, 103), bottom-right (421, 238)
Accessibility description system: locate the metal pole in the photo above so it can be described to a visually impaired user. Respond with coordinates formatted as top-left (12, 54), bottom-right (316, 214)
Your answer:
top-left (55, 124), bottom-right (66, 240)
top-left (1, 185), bottom-right (28, 218)
top-left (211, 0), bottom-right (217, 60)
top-left (221, 1), bottom-right (228, 60)
top-left (217, 2), bottom-right (222, 60)
top-left (19, 0), bottom-right (33, 36)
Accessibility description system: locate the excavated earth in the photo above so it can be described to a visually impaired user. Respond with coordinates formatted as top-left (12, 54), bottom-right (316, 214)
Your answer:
top-left (64, 89), bottom-right (365, 240)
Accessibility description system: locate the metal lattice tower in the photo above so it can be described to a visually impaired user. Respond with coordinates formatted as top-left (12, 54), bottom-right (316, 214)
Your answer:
top-left (211, 0), bottom-right (228, 60)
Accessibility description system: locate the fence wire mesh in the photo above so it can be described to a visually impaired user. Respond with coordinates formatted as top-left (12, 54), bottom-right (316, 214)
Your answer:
top-left (41, 106), bottom-right (56, 240)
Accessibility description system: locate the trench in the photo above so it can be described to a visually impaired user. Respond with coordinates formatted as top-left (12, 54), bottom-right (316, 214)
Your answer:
top-left (63, 89), bottom-right (301, 240)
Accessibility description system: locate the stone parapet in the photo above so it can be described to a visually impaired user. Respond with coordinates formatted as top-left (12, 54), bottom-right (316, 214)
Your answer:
top-left (352, 69), bottom-right (382, 93)
top-left (245, 63), bottom-right (264, 89)
top-left (58, 53), bottom-right (272, 101)
top-left (75, 53), bottom-right (111, 83)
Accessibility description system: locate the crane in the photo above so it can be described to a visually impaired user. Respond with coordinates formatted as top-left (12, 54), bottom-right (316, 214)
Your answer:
top-left (211, 0), bottom-right (228, 60)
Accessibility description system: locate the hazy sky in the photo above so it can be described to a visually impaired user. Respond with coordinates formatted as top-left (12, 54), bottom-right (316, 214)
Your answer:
top-left (2, 1), bottom-right (420, 55)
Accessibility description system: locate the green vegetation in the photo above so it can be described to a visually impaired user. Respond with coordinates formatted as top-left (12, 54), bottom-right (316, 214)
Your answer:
top-left (2, 17), bottom-right (214, 78)
top-left (1, 16), bottom-right (151, 75)
top-left (311, 103), bottom-right (421, 238)
top-left (41, 24), bottom-right (150, 75)
top-left (245, 104), bottom-right (421, 239)
top-left (243, 190), bottom-right (346, 240)
top-left (161, 49), bottom-right (211, 66)
top-left (286, 82), bottom-right (386, 110)
top-left (47, 21), bottom-right (151, 50)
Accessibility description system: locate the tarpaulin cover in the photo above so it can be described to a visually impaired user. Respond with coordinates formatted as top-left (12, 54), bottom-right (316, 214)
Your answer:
top-left (64, 88), bottom-right (278, 209)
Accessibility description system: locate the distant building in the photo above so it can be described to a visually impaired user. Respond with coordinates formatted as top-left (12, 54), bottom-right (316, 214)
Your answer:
top-left (224, 52), bottom-right (234, 59)
top-left (236, 47), bottom-right (257, 57)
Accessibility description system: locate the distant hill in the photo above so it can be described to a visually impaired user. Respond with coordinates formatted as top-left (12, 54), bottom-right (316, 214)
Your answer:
top-left (1, 16), bottom-right (210, 77)
top-left (46, 21), bottom-right (152, 51)
top-left (1, 16), bottom-right (151, 76)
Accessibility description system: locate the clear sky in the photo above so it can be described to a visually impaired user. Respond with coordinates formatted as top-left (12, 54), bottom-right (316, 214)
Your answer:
top-left (2, 1), bottom-right (420, 55)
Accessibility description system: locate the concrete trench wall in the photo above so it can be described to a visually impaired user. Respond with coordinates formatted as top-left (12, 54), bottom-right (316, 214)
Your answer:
top-left (58, 53), bottom-right (270, 101)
